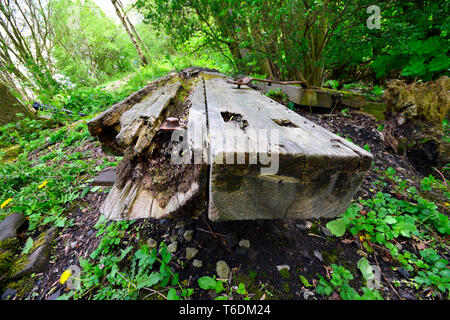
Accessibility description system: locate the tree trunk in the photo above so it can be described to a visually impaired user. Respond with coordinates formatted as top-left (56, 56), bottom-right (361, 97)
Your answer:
top-left (111, 0), bottom-right (148, 66)
top-left (0, 81), bottom-right (34, 126)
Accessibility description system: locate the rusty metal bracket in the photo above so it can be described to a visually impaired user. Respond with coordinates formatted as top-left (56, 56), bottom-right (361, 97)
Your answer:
top-left (159, 117), bottom-right (185, 131)
top-left (227, 76), bottom-right (308, 89)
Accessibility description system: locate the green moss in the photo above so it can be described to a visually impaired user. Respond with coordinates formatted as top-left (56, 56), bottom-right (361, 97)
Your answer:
top-left (248, 270), bottom-right (258, 281)
top-left (0, 250), bottom-right (14, 274)
top-left (10, 254), bottom-right (30, 276)
top-left (6, 278), bottom-right (34, 298)
top-left (278, 268), bottom-right (290, 279)
top-left (322, 249), bottom-right (339, 264)
top-left (282, 282), bottom-right (290, 293)
top-left (309, 221), bottom-right (320, 235)
top-left (0, 145), bottom-right (22, 163)
top-left (0, 238), bottom-right (19, 251)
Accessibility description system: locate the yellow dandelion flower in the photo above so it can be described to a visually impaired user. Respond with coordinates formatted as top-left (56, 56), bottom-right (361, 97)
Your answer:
top-left (38, 181), bottom-right (48, 189)
top-left (445, 203), bottom-right (449, 207)
top-left (1, 198), bottom-right (12, 209)
top-left (60, 269), bottom-right (72, 284)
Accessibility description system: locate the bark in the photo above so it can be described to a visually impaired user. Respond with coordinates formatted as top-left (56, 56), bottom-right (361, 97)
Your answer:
top-left (0, 81), bottom-right (34, 126)
top-left (111, 0), bottom-right (148, 66)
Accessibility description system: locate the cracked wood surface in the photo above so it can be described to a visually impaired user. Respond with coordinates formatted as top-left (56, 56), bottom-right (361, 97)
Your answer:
top-left (88, 70), bottom-right (373, 221)
top-left (204, 75), bottom-right (372, 221)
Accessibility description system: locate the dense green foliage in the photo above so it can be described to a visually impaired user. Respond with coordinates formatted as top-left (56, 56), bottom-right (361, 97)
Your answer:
top-left (326, 167), bottom-right (450, 296)
top-left (136, 0), bottom-right (449, 86)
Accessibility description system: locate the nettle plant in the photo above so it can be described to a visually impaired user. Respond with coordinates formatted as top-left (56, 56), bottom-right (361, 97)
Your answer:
top-left (60, 217), bottom-right (192, 300)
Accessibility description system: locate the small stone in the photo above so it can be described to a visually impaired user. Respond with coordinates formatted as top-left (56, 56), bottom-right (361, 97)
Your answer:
top-left (147, 238), bottom-right (157, 249)
top-left (401, 292), bottom-right (417, 300)
top-left (70, 241), bottom-right (78, 249)
top-left (169, 234), bottom-right (178, 242)
top-left (192, 259), bottom-right (203, 268)
top-left (320, 226), bottom-right (333, 237)
top-left (239, 239), bottom-right (250, 249)
top-left (295, 224), bottom-right (307, 231)
top-left (47, 289), bottom-right (61, 300)
top-left (0, 212), bottom-right (26, 241)
top-left (276, 265), bottom-right (290, 272)
top-left (216, 260), bottom-right (230, 279)
top-left (301, 250), bottom-right (312, 260)
top-left (159, 219), bottom-right (169, 226)
top-left (13, 227), bottom-right (58, 279)
top-left (167, 241), bottom-right (178, 253)
top-left (313, 250), bottom-right (323, 262)
top-left (183, 230), bottom-right (194, 242)
top-left (1, 288), bottom-right (17, 300)
top-left (185, 247), bottom-right (199, 260)
top-left (398, 268), bottom-right (410, 279)
top-left (174, 221), bottom-right (186, 229)
top-left (305, 221), bottom-right (313, 229)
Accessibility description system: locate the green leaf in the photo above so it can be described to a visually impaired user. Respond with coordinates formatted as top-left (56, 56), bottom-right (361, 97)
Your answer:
top-left (198, 276), bottom-right (217, 290)
top-left (299, 275), bottom-right (313, 288)
top-left (326, 218), bottom-right (347, 237)
top-left (215, 280), bottom-right (225, 293)
top-left (357, 257), bottom-right (374, 281)
top-left (236, 283), bottom-right (246, 295)
top-left (167, 288), bottom-right (180, 300)
top-left (137, 272), bottom-right (161, 289)
top-left (383, 215), bottom-right (397, 224)
top-left (22, 237), bottom-right (34, 255)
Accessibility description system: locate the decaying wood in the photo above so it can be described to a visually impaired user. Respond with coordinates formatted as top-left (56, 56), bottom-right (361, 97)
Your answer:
top-left (205, 76), bottom-right (372, 221)
top-left (87, 73), bottom-right (175, 155)
top-left (88, 70), bottom-right (209, 220)
top-left (88, 69), bottom-right (373, 221)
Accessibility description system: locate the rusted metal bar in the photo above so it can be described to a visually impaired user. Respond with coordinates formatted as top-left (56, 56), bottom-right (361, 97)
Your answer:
top-left (227, 76), bottom-right (308, 89)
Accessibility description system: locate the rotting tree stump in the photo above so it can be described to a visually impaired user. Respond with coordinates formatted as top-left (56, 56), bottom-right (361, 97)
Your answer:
top-left (88, 67), bottom-right (372, 221)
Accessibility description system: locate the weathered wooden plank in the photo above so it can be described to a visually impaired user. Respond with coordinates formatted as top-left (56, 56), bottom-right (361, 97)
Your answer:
top-left (87, 73), bottom-right (175, 155)
top-left (89, 69), bottom-right (373, 222)
top-left (98, 76), bottom-right (208, 220)
top-left (204, 74), bottom-right (372, 221)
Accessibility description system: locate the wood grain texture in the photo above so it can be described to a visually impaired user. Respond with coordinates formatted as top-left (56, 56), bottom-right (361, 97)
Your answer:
top-left (204, 75), bottom-right (372, 221)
